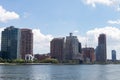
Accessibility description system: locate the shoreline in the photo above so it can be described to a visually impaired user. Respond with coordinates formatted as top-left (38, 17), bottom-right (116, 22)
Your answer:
top-left (0, 63), bottom-right (52, 65)
top-left (0, 63), bottom-right (119, 65)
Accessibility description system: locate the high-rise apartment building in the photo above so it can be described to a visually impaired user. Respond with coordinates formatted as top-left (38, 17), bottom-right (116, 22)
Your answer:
top-left (1, 26), bottom-right (21, 59)
top-left (96, 34), bottom-right (107, 62)
top-left (111, 50), bottom-right (116, 61)
top-left (50, 38), bottom-right (65, 62)
top-left (20, 29), bottom-right (33, 59)
top-left (65, 33), bottom-right (79, 60)
top-left (82, 47), bottom-right (95, 63)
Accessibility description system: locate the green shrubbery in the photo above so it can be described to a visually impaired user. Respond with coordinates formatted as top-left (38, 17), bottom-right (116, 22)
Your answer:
top-left (12, 59), bottom-right (25, 63)
top-left (0, 57), bottom-right (59, 64)
top-left (0, 58), bottom-right (31, 63)
top-left (40, 58), bottom-right (59, 64)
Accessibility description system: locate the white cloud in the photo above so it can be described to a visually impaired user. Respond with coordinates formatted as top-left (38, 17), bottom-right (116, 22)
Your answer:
top-left (84, 0), bottom-right (115, 7)
top-left (32, 29), bottom-right (53, 54)
top-left (83, 0), bottom-right (120, 11)
top-left (85, 27), bottom-right (120, 59)
top-left (108, 19), bottom-right (120, 24)
top-left (0, 6), bottom-right (19, 22)
top-left (0, 27), bottom-right (5, 50)
top-left (87, 27), bottom-right (120, 40)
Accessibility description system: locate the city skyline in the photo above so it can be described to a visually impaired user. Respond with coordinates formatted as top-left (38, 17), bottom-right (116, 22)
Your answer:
top-left (0, 0), bottom-right (120, 59)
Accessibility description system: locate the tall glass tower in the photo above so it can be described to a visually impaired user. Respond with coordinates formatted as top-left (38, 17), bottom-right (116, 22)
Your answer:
top-left (111, 50), bottom-right (116, 61)
top-left (96, 34), bottom-right (107, 63)
top-left (1, 26), bottom-right (21, 59)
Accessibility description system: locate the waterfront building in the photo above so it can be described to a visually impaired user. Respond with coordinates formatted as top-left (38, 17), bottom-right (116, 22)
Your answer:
top-left (65, 33), bottom-right (79, 60)
top-left (1, 26), bottom-right (21, 59)
top-left (96, 34), bottom-right (107, 62)
top-left (111, 50), bottom-right (116, 61)
top-left (34, 53), bottom-right (50, 61)
top-left (50, 37), bottom-right (65, 62)
top-left (82, 47), bottom-right (95, 63)
top-left (20, 29), bottom-right (33, 60)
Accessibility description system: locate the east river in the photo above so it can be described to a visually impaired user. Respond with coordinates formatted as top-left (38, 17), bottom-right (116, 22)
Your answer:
top-left (0, 64), bottom-right (119, 80)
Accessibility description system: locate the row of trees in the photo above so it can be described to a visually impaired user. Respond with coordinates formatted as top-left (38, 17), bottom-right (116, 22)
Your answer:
top-left (0, 58), bottom-right (59, 64)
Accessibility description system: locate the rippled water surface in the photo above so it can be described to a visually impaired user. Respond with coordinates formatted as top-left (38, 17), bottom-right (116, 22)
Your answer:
top-left (0, 64), bottom-right (120, 80)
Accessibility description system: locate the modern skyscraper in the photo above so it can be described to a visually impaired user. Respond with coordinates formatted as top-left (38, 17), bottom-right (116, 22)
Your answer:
top-left (20, 29), bottom-right (33, 60)
top-left (65, 33), bottom-right (79, 60)
top-left (111, 50), bottom-right (116, 61)
top-left (96, 34), bottom-right (107, 62)
top-left (50, 38), bottom-right (65, 62)
top-left (1, 26), bottom-right (21, 59)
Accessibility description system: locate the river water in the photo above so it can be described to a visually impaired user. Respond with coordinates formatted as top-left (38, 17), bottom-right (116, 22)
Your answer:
top-left (0, 64), bottom-right (119, 80)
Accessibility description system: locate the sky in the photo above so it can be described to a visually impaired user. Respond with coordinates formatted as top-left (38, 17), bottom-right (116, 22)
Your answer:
top-left (0, 0), bottom-right (120, 59)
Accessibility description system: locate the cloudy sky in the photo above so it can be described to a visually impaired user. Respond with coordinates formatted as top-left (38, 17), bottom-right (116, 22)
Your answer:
top-left (0, 0), bottom-right (120, 59)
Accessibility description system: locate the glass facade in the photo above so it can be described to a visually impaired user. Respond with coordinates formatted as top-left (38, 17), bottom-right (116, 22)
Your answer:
top-left (1, 26), bottom-right (20, 59)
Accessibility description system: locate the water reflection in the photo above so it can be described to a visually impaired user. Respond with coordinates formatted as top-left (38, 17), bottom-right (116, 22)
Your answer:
top-left (49, 65), bottom-right (90, 80)
top-left (0, 65), bottom-right (37, 80)
top-left (0, 65), bottom-right (120, 80)
top-left (49, 65), bottom-right (120, 80)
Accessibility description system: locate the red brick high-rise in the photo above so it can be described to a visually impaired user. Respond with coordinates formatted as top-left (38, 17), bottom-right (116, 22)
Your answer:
top-left (82, 47), bottom-right (95, 63)
top-left (50, 38), bottom-right (65, 62)
top-left (20, 29), bottom-right (33, 59)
